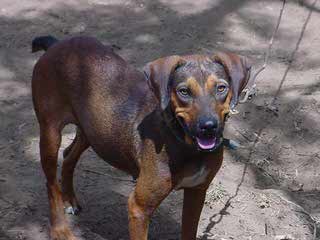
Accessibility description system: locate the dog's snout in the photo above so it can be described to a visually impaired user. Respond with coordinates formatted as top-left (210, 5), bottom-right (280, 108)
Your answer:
top-left (200, 120), bottom-right (216, 130)
top-left (198, 117), bottom-right (218, 135)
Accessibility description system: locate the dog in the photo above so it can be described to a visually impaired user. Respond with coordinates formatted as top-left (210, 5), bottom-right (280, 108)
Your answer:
top-left (31, 35), bottom-right (251, 240)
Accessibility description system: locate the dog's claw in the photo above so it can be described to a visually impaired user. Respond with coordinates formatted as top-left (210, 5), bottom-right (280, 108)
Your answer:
top-left (64, 206), bottom-right (80, 215)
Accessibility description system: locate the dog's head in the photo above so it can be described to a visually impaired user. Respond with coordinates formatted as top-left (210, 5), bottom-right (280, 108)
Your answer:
top-left (143, 53), bottom-right (251, 152)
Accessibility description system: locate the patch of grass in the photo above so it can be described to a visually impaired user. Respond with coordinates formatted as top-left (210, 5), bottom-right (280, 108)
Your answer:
top-left (205, 183), bottom-right (228, 205)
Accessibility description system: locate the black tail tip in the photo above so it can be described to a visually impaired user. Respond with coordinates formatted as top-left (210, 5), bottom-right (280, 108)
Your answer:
top-left (31, 35), bottom-right (58, 53)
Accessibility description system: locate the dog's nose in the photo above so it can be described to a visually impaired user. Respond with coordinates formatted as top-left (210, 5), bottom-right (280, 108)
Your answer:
top-left (202, 120), bottom-right (215, 130)
top-left (199, 119), bottom-right (218, 134)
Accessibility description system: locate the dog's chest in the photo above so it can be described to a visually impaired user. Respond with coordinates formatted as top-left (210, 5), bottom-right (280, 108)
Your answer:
top-left (175, 164), bottom-right (209, 189)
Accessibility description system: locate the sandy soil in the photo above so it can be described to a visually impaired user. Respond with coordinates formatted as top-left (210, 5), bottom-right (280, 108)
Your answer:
top-left (0, 0), bottom-right (320, 239)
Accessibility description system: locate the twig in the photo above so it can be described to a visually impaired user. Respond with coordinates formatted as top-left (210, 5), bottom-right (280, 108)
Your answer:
top-left (238, 0), bottom-right (286, 104)
top-left (0, 197), bottom-right (15, 206)
top-left (229, 125), bottom-right (254, 143)
top-left (248, 0), bottom-right (286, 86)
top-left (276, 193), bottom-right (318, 225)
top-left (271, 0), bottom-right (318, 106)
top-left (82, 169), bottom-right (136, 183)
top-left (265, 223), bottom-right (268, 235)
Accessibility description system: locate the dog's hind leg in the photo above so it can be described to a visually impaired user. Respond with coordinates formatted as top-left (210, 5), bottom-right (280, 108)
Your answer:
top-left (40, 124), bottom-right (76, 240)
top-left (62, 138), bottom-right (76, 159)
top-left (62, 127), bottom-right (89, 215)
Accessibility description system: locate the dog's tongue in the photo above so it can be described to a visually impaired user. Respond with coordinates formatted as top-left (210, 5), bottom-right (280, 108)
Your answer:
top-left (196, 137), bottom-right (216, 150)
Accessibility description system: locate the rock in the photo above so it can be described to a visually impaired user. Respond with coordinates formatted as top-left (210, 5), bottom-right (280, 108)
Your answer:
top-left (274, 234), bottom-right (295, 240)
top-left (70, 23), bottom-right (86, 34)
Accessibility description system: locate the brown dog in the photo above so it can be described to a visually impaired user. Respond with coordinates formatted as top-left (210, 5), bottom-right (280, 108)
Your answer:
top-left (31, 36), bottom-right (251, 240)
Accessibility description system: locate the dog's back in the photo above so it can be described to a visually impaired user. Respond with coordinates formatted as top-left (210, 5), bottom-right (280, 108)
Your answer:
top-left (32, 36), bottom-right (151, 176)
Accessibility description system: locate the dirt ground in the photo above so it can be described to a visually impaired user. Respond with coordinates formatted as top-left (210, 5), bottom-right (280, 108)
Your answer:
top-left (0, 0), bottom-right (320, 239)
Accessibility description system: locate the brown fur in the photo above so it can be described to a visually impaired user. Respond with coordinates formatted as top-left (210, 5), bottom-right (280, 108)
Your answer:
top-left (32, 36), bottom-right (250, 240)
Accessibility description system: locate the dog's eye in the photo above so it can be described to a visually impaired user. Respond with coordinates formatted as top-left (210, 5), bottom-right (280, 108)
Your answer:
top-left (178, 87), bottom-right (191, 97)
top-left (217, 85), bottom-right (227, 93)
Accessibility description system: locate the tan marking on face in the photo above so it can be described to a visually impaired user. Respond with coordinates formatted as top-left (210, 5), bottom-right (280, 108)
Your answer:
top-left (205, 74), bottom-right (218, 93)
top-left (170, 91), bottom-right (199, 129)
top-left (170, 92), bottom-right (197, 144)
top-left (215, 91), bottom-right (232, 122)
top-left (171, 76), bottom-right (203, 129)
top-left (175, 107), bottom-right (199, 127)
top-left (186, 77), bottom-right (203, 97)
top-left (184, 135), bottom-right (193, 145)
top-left (203, 74), bottom-right (232, 123)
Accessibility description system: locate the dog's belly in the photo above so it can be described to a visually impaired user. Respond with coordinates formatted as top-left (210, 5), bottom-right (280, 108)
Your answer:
top-left (175, 164), bottom-right (210, 189)
top-left (92, 145), bottom-right (139, 178)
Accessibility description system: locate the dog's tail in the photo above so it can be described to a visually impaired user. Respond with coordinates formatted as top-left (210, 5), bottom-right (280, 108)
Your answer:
top-left (31, 35), bottom-right (59, 53)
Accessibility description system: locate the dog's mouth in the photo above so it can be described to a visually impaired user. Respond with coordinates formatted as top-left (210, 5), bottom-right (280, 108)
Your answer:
top-left (196, 136), bottom-right (217, 150)
top-left (176, 116), bottom-right (222, 151)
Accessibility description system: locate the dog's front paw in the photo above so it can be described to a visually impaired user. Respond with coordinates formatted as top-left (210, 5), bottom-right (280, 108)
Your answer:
top-left (51, 226), bottom-right (76, 240)
top-left (63, 197), bottom-right (82, 215)
top-left (64, 205), bottom-right (81, 215)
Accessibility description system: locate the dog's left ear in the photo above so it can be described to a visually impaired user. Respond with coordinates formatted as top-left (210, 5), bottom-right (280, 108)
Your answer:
top-left (143, 56), bottom-right (186, 110)
top-left (212, 52), bottom-right (252, 109)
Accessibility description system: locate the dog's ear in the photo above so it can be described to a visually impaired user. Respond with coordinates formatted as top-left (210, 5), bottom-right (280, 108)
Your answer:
top-left (143, 56), bottom-right (186, 110)
top-left (212, 52), bottom-right (252, 109)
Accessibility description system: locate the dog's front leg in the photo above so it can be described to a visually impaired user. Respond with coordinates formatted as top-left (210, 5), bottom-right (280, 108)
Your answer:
top-left (181, 154), bottom-right (223, 240)
top-left (128, 150), bottom-right (172, 240)
top-left (181, 187), bottom-right (208, 240)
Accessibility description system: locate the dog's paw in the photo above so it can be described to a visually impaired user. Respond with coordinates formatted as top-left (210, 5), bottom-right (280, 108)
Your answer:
top-left (63, 194), bottom-right (82, 215)
top-left (64, 205), bottom-right (81, 215)
top-left (51, 226), bottom-right (77, 240)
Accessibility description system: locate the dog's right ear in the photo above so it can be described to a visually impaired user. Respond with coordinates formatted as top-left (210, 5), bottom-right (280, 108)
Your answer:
top-left (143, 56), bottom-right (185, 110)
top-left (211, 52), bottom-right (252, 110)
